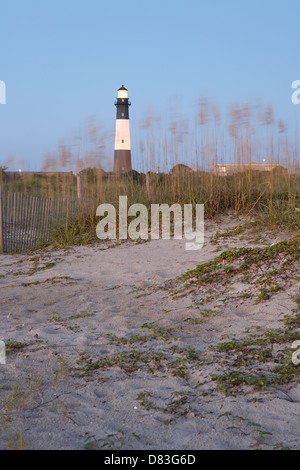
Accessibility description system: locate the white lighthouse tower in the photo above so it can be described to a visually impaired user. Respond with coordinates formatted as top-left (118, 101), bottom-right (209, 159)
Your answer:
top-left (113, 85), bottom-right (132, 175)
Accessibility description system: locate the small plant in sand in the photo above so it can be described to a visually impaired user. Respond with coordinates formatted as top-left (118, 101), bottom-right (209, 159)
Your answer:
top-left (210, 298), bottom-right (300, 395)
top-left (54, 354), bottom-right (72, 383)
top-left (173, 236), bottom-right (300, 307)
top-left (0, 374), bottom-right (43, 450)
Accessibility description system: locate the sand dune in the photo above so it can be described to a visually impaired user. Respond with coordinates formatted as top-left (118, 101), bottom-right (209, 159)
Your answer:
top-left (0, 215), bottom-right (299, 450)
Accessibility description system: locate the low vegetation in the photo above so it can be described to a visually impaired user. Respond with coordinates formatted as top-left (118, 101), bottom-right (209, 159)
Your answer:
top-left (1, 99), bottom-right (299, 248)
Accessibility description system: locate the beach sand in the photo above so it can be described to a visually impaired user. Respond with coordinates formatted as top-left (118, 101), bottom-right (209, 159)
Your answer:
top-left (0, 214), bottom-right (299, 450)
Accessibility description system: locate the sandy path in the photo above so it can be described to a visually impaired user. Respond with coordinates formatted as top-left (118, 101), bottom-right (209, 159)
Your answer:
top-left (0, 216), bottom-right (299, 450)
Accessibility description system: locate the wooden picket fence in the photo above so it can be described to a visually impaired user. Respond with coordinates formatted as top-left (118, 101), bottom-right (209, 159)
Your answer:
top-left (0, 187), bottom-right (85, 253)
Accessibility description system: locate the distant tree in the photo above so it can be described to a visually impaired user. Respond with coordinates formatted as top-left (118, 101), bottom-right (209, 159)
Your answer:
top-left (170, 164), bottom-right (193, 175)
top-left (79, 167), bottom-right (106, 184)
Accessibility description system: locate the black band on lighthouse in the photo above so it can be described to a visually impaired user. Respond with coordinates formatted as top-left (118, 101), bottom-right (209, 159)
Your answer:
top-left (114, 150), bottom-right (132, 175)
top-left (115, 96), bottom-right (131, 119)
top-left (116, 103), bottom-right (130, 120)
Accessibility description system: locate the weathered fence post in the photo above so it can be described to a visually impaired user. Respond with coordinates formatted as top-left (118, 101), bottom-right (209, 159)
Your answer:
top-left (146, 172), bottom-right (151, 199)
top-left (77, 174), bottom-right (83, 200)
top-left (0, 186), bottom-right (3, 253)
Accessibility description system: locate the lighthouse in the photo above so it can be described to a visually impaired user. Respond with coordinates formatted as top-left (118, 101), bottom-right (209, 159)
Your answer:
top-left (113, 85), bottom-right (132, 175)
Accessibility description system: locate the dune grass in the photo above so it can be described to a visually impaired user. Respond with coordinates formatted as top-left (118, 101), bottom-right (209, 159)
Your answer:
top-left (1, 98), bottom-right (299, 247)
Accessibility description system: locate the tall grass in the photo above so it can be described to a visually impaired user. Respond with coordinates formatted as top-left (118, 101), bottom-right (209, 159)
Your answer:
top-left (1, 99), bottom-right (299, 245)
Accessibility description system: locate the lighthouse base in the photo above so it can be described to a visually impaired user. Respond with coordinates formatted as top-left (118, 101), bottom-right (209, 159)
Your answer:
top-left (114, 150), bottom-right (132, 176)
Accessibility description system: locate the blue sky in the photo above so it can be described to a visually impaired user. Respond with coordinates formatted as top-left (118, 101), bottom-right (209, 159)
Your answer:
top-left (1, 0), bottom-right (299, 171)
